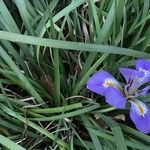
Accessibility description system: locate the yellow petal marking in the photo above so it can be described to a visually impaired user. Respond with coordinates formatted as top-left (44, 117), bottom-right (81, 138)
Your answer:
top-left (138, 104), bottom-right (145, 116)
top-left (105, 81), bottom-right (115, 87)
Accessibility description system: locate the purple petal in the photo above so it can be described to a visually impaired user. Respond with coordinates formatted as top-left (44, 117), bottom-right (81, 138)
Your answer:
top-left (119, 68), bottom-right (143, 83)
top-left (136, 59), bottom-right (150, 83)
top-left (130, 100), bottom-right (150, 133)
top-left (119, 68), bottom-right (144, 89)
top-left (86, 70), bottom-right (120, 96)
top-left (105, 86), bottom-right (126, 109)
top-left (136, 59), bottom-right (150, 71)
top-left (139, 85), bottom-right (150, 96)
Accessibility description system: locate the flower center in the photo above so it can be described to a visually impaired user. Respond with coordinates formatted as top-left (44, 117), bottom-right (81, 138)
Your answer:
top-left (124, 81), bottom-right (136, 100)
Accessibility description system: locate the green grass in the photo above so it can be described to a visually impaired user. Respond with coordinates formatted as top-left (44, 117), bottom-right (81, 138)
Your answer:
top-left (0, 0), bottom-right (150, 149)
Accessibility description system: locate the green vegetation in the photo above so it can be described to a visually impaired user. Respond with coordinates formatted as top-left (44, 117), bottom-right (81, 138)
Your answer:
top-left (0, 0), bottom-right (150, 149)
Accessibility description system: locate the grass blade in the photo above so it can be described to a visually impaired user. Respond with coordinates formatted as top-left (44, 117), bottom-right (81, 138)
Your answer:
top-left (0, 135), bottom-right (26, 150)
top-left (0, 45), bottom-right (44, 104)
top-left (0, 31), bottom-right (150, 58)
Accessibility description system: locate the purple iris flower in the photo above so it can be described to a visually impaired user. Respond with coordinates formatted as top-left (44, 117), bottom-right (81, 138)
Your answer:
top-left (86, 59), bottom-right (150, 133)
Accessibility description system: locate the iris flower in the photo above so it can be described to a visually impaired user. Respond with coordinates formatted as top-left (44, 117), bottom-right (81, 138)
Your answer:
top-left (86, 59), bottom-right (150, 133)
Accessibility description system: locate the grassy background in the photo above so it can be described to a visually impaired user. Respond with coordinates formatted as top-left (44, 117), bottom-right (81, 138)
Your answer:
top-left (0, 0), bottom-right (150, 149)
